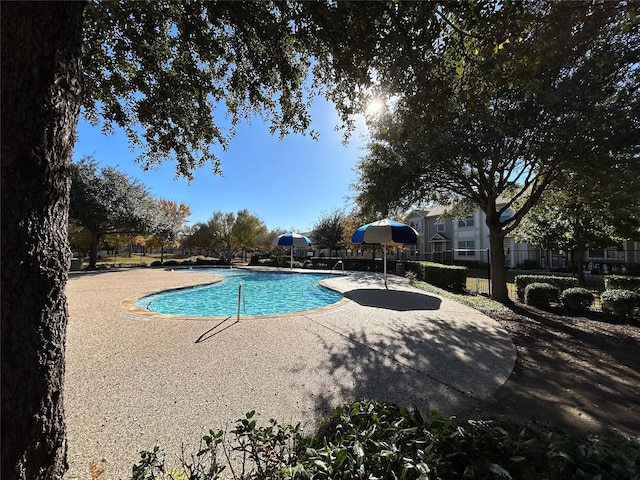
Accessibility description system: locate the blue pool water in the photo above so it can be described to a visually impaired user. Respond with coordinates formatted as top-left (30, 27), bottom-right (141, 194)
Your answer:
top-left (135, 269), bottom-right (344, 317)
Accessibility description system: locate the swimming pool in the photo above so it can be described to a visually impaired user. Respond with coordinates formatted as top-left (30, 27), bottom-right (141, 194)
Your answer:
top-left (135, 269), bottom-right (344, 317)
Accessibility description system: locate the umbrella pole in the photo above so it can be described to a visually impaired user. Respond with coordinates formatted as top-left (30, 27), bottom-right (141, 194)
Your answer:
top-left (290, 246), bottom-right (293, 270)
top-left (383, 243), bottom-right (388, 289)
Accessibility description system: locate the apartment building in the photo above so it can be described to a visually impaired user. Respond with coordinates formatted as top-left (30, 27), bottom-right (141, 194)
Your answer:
top-left (406, 206), bottom-right (542, 268)
top-left (406, 204), bottom-right (640, 272)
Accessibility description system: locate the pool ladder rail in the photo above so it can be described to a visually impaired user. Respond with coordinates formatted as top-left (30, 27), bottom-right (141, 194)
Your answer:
top-left (237, 281), bottom-right (247, 320)
top-left (330, 260), bottom-right (344, 273)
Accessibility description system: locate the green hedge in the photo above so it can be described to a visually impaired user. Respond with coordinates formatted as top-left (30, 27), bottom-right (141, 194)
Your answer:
top-left (406, 261), bottom-right (467, 291)
top-left (601, 289), bottom-right (640, 317)
top-left (524, 283), bottom-right (559, 309)
top-left (560, 287), bottom-right (595, 312)
top-left (515, 275), bottom-right (579, 301)
top-left (604, 275), bottom-right (640, 292)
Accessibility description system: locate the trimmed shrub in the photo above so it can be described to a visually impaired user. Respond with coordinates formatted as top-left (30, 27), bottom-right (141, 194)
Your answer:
top-left (195, 257), bottom-right (219, 266)
top-left (515, 275), bottom-right (579, 301)
top-left (601, 289), bottom-right (640, 317)
top-left (407, 261), bottom-right (467, 291)
top-left (560, 287), bottom-right (594, 312)
top-left (604, 275), bottom-right (640, 292)
top-left (524, 282), bottom-right (559, 308)
top-left (150, 260), bottom-right (162, 267)
top-left (163, 260), bottom-right (179, 266)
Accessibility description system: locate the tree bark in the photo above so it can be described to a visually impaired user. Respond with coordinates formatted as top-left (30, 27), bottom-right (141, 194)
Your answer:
top-left (485, 208), bottom-right (509, 303)
top-left (1, 3), bottom-right (85, 479)
top-left (489, 231), bottom-right (509, 302)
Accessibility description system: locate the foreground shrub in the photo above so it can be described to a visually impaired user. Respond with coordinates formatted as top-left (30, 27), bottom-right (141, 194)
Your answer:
top-left (601, 289), bottom-right (640, 318)
top-left (524, 282), bottom-right (559, 309)
top-left (515, 275), bottom-right (579, 301)
top-left (605, 275), bottom-right (640, 292)
top-left (129, 401), bottom-right (640, 480)
top-left (561, 287), bottom-right (595, 312)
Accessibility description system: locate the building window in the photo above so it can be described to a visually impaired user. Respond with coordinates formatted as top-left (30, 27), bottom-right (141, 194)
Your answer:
top-left (410, 220), bottom-right (422, 232)
top-left (457, 216), bottom-right (474, 228)
top-left (458, 240), bottom-right (476, 256)
top-left (436, 221), bottom-right (444, 232)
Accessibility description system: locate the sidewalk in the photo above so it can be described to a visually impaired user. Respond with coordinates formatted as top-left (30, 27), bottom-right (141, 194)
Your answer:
top-left (64, 267), bottom-right (515, 479)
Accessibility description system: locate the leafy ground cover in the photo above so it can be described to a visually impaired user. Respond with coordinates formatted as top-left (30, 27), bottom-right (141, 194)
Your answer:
top-left (128, 401), bottom-right (639, 480)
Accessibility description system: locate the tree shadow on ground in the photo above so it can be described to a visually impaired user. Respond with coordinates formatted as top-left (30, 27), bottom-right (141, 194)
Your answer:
top-left (68, 268), bottom-right (140, 278)
top-left (304, 312), bottom-right (515, 421)
top-left (475, 303), bottom-right (640, 437)
top-left (344, 289), bottom-right (442, 311)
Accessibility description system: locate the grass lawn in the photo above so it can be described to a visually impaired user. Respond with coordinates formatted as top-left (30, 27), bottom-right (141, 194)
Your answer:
top-left (75, 252), bottom-right (215, 269)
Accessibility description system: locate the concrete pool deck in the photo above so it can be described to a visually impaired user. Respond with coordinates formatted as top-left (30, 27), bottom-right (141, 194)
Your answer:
top-left (64, 267), bottom-right (516, 479)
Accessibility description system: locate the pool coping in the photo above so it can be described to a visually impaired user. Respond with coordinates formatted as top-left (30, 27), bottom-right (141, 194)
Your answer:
top-left (120, 270), bottom-right (352, 321)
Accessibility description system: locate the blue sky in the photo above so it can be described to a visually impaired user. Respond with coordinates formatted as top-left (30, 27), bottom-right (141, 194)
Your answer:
top-left (72, 99), bottom-right (370, 233)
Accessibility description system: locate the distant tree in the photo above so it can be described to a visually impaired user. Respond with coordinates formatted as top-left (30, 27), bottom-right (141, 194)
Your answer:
top-left (68, 223), bottom-right (92, 256)
top-left (232, 209), bottom-right (268, 261)
top-left (311, 209), bottom-right (346, 256)
top-left (513, 160), bottom-right (640, 282)
top-left (69, 157), bottom-right (167, 268)
top-left (183, 210), bottom-right (266, 262)
top-left (182, 222), bottom-right (214, 256)
top-left (142, 200), bottom-right (191, 262)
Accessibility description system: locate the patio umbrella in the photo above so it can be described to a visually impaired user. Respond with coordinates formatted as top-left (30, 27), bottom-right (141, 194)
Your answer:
top-left (272, 232), bottom-right (312, 269)
top-left (351, 218), bottom-right (418, 288)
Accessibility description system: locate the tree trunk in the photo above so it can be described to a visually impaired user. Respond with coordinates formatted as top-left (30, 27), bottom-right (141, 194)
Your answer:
top-left (489, 231), bottom-right (509, 302)
top-left (574, 244), bottom-right (587, 285)
top-left (485, 207), bottom-right (509, 303)
top-left (89, 231), bottom-right (100, 268)
top-left (1, 3), bottom-right (85, 479)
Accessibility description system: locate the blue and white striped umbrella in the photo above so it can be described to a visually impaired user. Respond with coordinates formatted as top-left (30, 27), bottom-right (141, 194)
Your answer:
top-left (272, 232), bottom-right (312, 248)
top-left (351, 218), bottom-right (418, 245)
top-left (272, 232), bottom-right (312, 269)
top-left (351, 219), bottom-right (418, 287)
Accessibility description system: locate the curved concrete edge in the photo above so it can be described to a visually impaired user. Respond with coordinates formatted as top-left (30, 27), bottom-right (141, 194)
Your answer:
top-left (120, 269), bottom-right (352, 321)
top-left (63, 267), bottom-right (516, 480)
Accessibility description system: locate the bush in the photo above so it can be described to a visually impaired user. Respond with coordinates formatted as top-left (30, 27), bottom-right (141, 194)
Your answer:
top-left (515, 275), bottom-right (579, 301)
top-left (150, 260), bottom-right (162, 267)
top-left (601, 289), bottom-right (640, 317)
top-left (163, 260), bottom-right (179, 266)
top-left (195, 257), bottom-right (219, 266)
top-left (130, 401), bottom-right (640, 480)
top-left (560, 287), bottom-right (594, 312)
top-left (605, 275), bottom-right (640, 292)
top-left (407, 261), bottom-right (467, 291)
top-left (524, 282), bottom-right (559, 309)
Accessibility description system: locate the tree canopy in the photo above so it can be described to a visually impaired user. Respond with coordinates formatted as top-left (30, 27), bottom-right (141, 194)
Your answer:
top-left (311, 209), bottom-right (346, 256)
top-left (69, 157), bottom-right (176, 267)
top-left (350, 1), bottom-right (639, 300)
top-left (513, 159), bottom-right (640, 280)
top-left (81, 1), bottom-right (321, 179)
top-left (183, 209), bottom-right (267, 261)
